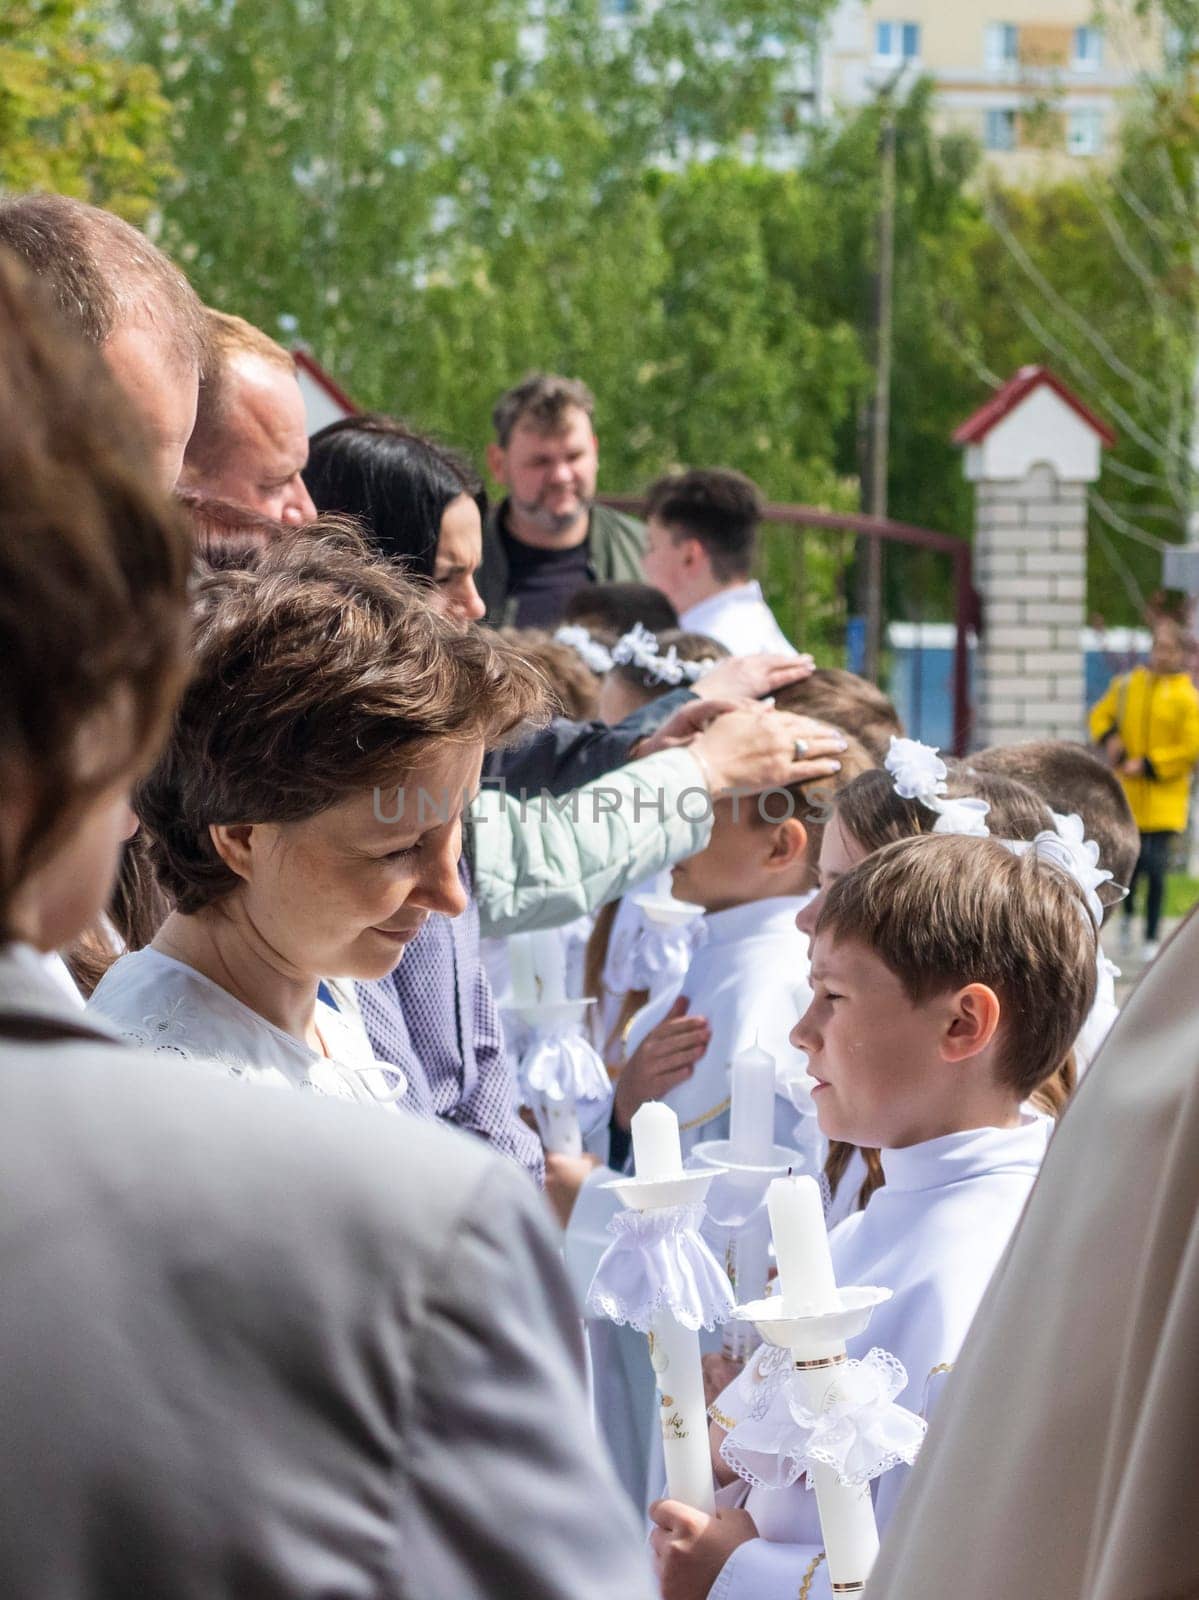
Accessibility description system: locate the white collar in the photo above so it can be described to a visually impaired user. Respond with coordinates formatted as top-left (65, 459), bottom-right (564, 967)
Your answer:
top-left (681, 582), bottom-right (764, 627)
top-left (697, 893), bottom-right (812, 948)
top-left (880, 1112), bottom-right (1052, 1193)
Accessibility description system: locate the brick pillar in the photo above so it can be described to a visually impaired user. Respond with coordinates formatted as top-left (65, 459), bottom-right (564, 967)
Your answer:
top-left (973, 464), bottom-right (1088, 746)
top-left (953, 367), bottom-right (1113, 750)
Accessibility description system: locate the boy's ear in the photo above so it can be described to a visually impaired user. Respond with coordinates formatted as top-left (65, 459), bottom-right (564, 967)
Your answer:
top-left (941, 982), bottom-right (1001, 1063)
top-left (766, 816), bottom-right (809, 871)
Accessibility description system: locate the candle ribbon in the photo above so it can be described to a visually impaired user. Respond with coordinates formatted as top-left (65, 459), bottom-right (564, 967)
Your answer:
top-left (587, 1202), bottom-right (735, 1333)
top-left (720, 1347), bottom-right (926, 1491)
top-left (607, 915), bottom-right (707, 998)
top-left (519, 1026), bottom-right (611, 1108)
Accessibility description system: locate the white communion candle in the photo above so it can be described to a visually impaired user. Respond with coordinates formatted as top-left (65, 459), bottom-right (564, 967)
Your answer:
top-left (508, 930), bottom-right (567, 1007)
top-left (649, 1314), bottom-right (716, 1515)
top-left (539, 1092), bottom-right (582, 1159)
top-left (507, 934), bottom-right (538, 1008)
top-left (767, 1174), bottom-right (839, 1314)
top-left (631, 1101), bottom-right (683, 1182)
top-left (728, 1039), bottom-right (777, 1167)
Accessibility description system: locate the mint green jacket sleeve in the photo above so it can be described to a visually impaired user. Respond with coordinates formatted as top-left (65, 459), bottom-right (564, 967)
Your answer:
top-left (470, 747), bottom-right (714, 937)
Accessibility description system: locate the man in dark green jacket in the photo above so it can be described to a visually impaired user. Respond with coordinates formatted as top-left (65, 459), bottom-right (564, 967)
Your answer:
top-left (480, 371), bottom-right (644, 627)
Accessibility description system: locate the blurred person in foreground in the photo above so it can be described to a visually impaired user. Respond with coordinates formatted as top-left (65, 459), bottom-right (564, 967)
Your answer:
top-left (0, 250), bottom-right (658, 1600)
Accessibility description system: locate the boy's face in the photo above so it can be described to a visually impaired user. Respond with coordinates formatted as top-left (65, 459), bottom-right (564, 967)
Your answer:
top-left (793, 933), bottom-right (976, 1149)
top-left (670, 796), bottom-right (804, 913)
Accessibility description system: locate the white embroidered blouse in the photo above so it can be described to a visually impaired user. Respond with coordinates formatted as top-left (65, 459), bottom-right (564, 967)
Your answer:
top-left (88, 948), bottom-right (406, 1110)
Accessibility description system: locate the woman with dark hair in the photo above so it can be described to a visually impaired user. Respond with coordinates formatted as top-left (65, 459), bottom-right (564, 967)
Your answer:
top-left (305, 414), bottom-right (486, 621)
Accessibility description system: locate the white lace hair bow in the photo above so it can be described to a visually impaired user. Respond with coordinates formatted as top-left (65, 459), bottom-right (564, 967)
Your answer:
top-left (553, 625), bottom-right (614, 675)
top-left (1003, 812), bottom-right (1113, 930)
top-left (885, 736), bottom-right (990, 838)
top-left (587, 1203), bottom-right (735, 1332)
top-left (719, 1347), bottom-right (926, 1492)
top-left (611, 622), bottom-right (717, 687)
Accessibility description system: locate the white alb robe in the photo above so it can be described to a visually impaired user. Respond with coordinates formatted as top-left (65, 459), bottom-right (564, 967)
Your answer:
top-left (709, 1112), bottom-right (1052, 1600)
top-left (89, 947), bottom-right (404, 1110)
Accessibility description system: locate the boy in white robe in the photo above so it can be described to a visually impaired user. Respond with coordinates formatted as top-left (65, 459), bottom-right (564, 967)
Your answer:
top-left (648, 831), bottom-right (1099, 1600)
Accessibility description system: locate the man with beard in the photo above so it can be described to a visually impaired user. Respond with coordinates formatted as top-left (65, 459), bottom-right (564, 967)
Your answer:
top-left (481, 372), bottom-right (644, 626)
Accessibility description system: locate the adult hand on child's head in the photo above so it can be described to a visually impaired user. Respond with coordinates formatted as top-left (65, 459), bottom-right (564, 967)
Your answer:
top-left (649, 1501), bottom-right (757, 1600)
top-left (691, 709), bottom-right (846, 799)
top-left (614, 997), bottom-right (710, 1131)
top-left (543, 1151), bottom-right (601, 1230)
top-left (635, 697), bottom-right (759, 759)
top-left (693, 653), bottom-right (815, 705)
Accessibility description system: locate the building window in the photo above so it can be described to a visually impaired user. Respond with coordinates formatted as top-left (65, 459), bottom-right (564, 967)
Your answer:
top-left (1073, 25), bottom-right (1103, 70)
top-left (875, 21), bottom-right (921, 63)
top-left (984, 107), bottom-right (1017, 151)
top-left (1067, 107), bottom-right (1104, 155)
top-left (984, 23), bottom-right (1019, 70)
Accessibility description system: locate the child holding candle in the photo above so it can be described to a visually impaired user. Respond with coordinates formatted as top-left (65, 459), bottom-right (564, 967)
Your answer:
top-left (650, 832), bottom-right (1097, 1600)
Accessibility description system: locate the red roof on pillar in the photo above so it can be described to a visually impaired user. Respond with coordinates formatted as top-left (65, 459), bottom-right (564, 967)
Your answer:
top-left (291, 348), bottom-right (360, 414)
top-left (952, 365), bottom-right (1116, 448)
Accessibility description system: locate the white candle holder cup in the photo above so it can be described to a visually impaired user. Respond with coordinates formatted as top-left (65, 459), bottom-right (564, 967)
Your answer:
top-left (690, 1140), bottom-right (798, 1362)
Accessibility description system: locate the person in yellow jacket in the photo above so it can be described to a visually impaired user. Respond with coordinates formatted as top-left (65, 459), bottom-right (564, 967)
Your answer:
top-left (1089, 621), bottom-right (1199, 959)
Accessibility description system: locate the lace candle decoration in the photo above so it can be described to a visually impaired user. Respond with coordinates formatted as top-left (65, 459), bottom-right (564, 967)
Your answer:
top-left (722, 1174), bottom-right (902, 1596)
top-left (516, 997), bottom-right (609, 1157)
top-left (587, 1102), bottom-right (733, 1514)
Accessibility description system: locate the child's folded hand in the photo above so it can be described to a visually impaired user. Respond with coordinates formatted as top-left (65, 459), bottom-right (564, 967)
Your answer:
top-left (614, 997), bottom-right (710, 1130)
top-left (649, 1500), bottom-right (757, 1600)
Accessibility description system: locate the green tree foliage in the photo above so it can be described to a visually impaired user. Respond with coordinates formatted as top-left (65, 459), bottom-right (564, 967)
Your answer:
top-left (0, 1), bottom-right (174, 220)
top-left (95, 0), bottom-right (1199, 637)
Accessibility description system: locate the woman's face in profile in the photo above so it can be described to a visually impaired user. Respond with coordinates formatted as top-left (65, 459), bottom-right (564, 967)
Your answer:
top-left (214, 738), bottom-right (484, 984)
top-left (431, 494), bottom-right (485, 624)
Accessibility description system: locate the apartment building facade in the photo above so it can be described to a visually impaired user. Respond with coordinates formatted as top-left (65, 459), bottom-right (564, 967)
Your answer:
top-left (817, 0), bottom-right (1168, 170)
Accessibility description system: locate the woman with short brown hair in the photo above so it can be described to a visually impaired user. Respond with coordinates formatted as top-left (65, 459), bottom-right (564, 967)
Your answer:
top-left (89, 525), bottom-right (548, 1101)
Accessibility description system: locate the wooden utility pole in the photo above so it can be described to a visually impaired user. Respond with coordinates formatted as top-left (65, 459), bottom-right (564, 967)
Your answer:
top-left (864, 93), bottom-right (897, 681)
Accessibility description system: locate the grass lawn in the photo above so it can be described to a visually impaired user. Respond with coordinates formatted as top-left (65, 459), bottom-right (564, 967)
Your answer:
top-left (1165, 874), bottom-right (1199, 919)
